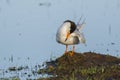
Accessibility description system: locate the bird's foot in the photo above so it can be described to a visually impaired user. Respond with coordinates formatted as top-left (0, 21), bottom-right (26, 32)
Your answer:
top-left (69, 51), bottom-right (74, 57)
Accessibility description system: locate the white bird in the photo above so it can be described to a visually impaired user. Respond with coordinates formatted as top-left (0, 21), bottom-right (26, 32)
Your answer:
top-left (56, 19), bottom-right (86, 56)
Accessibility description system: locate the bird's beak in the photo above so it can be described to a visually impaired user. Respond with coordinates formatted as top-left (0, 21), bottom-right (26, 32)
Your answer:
top-left (65, 32), bottom-right (70, 41)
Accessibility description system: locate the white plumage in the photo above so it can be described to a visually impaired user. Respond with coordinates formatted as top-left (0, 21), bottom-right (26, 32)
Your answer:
top-left (56, 20), bottom-right (85, 56)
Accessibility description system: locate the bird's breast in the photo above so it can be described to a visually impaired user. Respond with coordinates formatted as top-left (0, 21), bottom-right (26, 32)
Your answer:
top-left (56, 32), bottom-right (80, 45)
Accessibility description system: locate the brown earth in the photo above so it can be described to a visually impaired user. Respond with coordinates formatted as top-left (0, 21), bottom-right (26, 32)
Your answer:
top-left (38, 51), bottom-right (120, 80)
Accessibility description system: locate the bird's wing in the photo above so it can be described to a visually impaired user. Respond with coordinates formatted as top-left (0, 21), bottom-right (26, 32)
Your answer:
top-left (77, 32), bottom-right (86, 44)
top-left (76, 17), bottom-right (85, 31)
top-left (77, 23), bottom-right (85, 31)
top-left (75, 17), bottom-right (86, 45)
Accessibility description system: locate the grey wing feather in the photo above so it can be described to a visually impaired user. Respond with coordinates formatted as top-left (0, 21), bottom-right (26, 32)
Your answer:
top-left (77, 18), bottom-right (85, 31)
top-left (76, 18), bottom-right (86, 45)
top-left (78, 32), bottom-right (86, 44)
top-left (77, 22), bottom-right (85, 31)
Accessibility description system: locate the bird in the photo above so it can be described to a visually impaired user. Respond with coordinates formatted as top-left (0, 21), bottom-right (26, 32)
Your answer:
top-left (56, 19), bottom-right (86, 56)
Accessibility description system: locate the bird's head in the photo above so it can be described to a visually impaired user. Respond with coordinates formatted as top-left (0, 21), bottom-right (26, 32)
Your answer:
top-left (64, 20), bottom-right (76, 41)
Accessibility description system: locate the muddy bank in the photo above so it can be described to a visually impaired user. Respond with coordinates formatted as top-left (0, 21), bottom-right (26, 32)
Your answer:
top-left (38, 51), bottom-right (120, 80)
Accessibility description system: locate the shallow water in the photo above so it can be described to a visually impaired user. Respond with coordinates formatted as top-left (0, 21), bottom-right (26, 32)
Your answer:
top-left (0, 0), bottom-right (120, 79)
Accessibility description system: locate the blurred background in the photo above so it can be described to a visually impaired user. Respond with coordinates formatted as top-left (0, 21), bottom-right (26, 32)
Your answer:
top-left (0, 0), bottom-right (120, 68)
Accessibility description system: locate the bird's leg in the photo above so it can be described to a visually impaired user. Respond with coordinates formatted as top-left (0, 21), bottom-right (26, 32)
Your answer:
top-left (65, 45), bottom-right (68, 54)
top-left (70, 45), bottom-right (75, 56)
